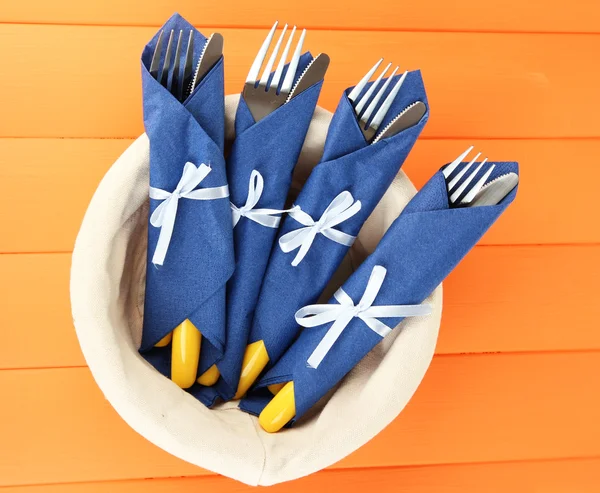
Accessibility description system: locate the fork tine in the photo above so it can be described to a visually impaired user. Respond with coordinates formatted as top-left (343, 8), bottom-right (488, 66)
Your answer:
top-left (280, 28), bottom-right (306, 94)
top-left (448, 152), bottom-right (481, 191)
top-left (442, 145), bottom-right (474, 178)
top-left (355, 62), bottom-right (391, 117)
top-left (159, 30), bottom-right (175, 87)
top-left (348, 58), bottom-right (383, 103)
top-left (171, 30), bottom-right (183, 97)
top-left (359, 65), bottom-right (397, 124)
top-left (461, 164), bottom-right (496, 204)
top-left (450, 158), bottom-right (488, 203)
top-left (369, 70), bottom-right (408, 130)
top-left (149, 30), bottom-right (164, 80)
top-left (272, 26), bottom-right (296, 92)
top-left (246, 21), bottom-right (278, 84)
top-left (182, 30), bottom-right (194, 98)
top-left (259, 24), bottom-right (288, 87)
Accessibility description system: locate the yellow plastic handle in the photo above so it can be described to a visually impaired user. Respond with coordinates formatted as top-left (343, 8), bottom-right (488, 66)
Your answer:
top-left (234, 340), bottom-right (270, 399)
top-left (154, 332), bottom-right (172, 347)
top-left (268, 383), bottom-right (285, 394)
top-left (259, 381), bottom-right (295, 433)
top-left (171, 319), bottom-right (202, 389)
top-left (197, 364), bottom-right (220, 386)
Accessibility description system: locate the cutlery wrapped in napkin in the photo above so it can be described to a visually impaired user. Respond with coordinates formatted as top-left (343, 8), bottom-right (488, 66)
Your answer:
top-left (139, 14), bottom-right (234, 396)
top-left (241, 160), bottom-right (519, 431)
top-left (195, 26), bottom-right (327, 406)
top-left (234, 69), bottom-right (430, 398)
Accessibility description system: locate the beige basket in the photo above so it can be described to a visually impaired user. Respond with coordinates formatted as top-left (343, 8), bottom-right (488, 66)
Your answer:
top-left (70, 95), bottom-right (442, 486)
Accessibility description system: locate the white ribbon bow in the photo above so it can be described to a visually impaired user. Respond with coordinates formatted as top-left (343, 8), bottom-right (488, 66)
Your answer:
top-left (231, 170), bottom-right (292, 229)
top-left (278, 191), bottom-right (362, 267)
top-left (295, 265), bottom-right (432, 369)
top-left (149, 162), bottom-right (229, 266)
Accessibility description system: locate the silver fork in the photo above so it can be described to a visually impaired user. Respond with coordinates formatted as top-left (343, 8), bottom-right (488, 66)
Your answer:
top-left (150, 29), bottom-right (223, 102)
top-left (348, 59), bottom-right (409, 142)
top-left (442, 146), bottom-right (496, 205)
top-left (150, 29), bottom-right (195, 102)
top-left (243, 21), bottom-right (306, 122)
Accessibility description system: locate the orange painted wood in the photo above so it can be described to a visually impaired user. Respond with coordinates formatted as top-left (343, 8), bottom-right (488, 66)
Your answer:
top-left (2, 0), bottom-right (600, 33)
top-left (2, 245), bottom-right (599, 370)
top-left (0, 138), bottom-right (130, 253)
top-left (0, 352), bottom-right (598, 486)
top-left (1, 25), bottom-right (600, 139)
top-left (2, 458), bottom-right (600, 493)
top-left (2, 138), bottom-right (600, 254)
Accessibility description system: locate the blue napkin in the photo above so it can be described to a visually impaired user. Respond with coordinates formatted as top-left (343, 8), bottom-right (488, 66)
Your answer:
top-left (194, 54), bottom-right (323, 406)
top-left (139, 14), bottom-right (234, 394)
top-left (240, 161), bottom-right (519, 422)
top-left (245, 70), bottom-right (429, 372)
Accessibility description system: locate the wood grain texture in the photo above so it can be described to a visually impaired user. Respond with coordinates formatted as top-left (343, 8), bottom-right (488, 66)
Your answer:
top-left (2, 0), bottom-right (600, 33)
top-left (0, 352), bottom-right (598, 486)
top-left (2, 245), bottom-right (599, 370)
top-left (2, 138), bottom-right (600, 254)
top-left (1, 24), bottom-right (600, 139)
top-left (2, 458), bottom-right (600, 493)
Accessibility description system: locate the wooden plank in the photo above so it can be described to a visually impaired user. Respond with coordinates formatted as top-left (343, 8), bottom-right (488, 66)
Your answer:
top-left (2, 0), bottom-right (600, 34)
top-left (2, 138), bottom-right (599, 254)
top-left (0, 352), bottom-right (598, 486)
top-left (0, 254), bottom-right (86, 369)
top-left (1, 458), bottom-right (599, 493)
top-left (1, 25), bottom-right (599, 139)
top-left (0, 139), bottom-right (131, 254)
top-left (2, 245), bottom-right (599, 370)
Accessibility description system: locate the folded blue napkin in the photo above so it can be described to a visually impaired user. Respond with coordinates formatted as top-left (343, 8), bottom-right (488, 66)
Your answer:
top-left (241, 161), bottom-right (519, 422)
top-left (245, 70), bottom-right (429, 372)
top-left (139, 15), bottom-right (234, 393)
top-left (194, 53), bottom-right (323, 406)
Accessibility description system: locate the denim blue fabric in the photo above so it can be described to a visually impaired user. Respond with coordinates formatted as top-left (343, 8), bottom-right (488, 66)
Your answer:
top-left (246, 70), bottom-right (429, 372)
top-left (193, 54), bottom-right (323, 405)
top-left (139, 15), bottom-right (234, 392)
top-left (240, 161), bottom-right (519, 421)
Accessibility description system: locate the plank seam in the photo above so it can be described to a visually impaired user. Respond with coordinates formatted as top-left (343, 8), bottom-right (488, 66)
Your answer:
top-left (4, 136), bottom-right (600, 141)
top-left (1, 454), bottom-right (599, 489)
top-left (2, 20), bottom-right (600, 36)
top-left (2, 349), bottom-right (599, 373)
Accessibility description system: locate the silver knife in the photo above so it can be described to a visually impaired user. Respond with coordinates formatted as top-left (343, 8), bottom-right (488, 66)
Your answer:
top-left (189, 33), bottom-right (224, 95)
top-left (468, 172), bottom-right (519, 206)
top-left (286, 53), bottom-right (330, 102)
top-left (372, 101), bottom-right (427, 143)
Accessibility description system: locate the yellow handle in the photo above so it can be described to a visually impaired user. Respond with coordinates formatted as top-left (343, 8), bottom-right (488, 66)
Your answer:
top-left (197, 364), bottom-right (220, 386)
top-left (259, 381), bottom-right (295, 433)
top-left (171, 319), bottom-right (202, 389)
top-left (268, 383), bottom-right (285, 394)
top-left (154, 332), bottom-right (172, 347)
top-left (234, 340), bottom-right (270, 400)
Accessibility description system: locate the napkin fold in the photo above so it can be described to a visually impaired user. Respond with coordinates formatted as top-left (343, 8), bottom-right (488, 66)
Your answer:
top-left (195, 53), bottom-right (323, 406)
top-left (241, 161), bottom-right (519, 422)
top-left (246, 70), bottom-right (429, 371)
top-left (139, 15), bottom-right (234, 390)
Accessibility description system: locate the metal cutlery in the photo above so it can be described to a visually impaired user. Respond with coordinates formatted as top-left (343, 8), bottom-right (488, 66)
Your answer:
top-left (469, 172), bottom-right (519, 206)
top-left (243, 21), bottom-right (329, 122)
top-left (348, 59), bottom-right (423, 143)
top-left (150, 29), bottom-right (223, 102)
top-left (443, 147), bottom-right (518, 206)
top-left (372, 101), bottom-right (427, 144)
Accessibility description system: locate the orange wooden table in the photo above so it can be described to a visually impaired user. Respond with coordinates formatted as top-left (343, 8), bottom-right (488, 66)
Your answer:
top-left (1, 2), bottom-right (599, 491)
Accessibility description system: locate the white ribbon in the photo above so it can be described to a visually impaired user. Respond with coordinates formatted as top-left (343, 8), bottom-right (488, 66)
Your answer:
top-left (231, 170), bottom-right (292, 229)
top-left (295, 265), bottom-right (432, 369)
top-left (149, 162), bottom-right (229, 266)
top-left (278, 191), bottom-right (362, 267)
